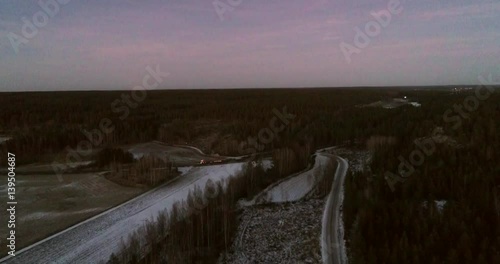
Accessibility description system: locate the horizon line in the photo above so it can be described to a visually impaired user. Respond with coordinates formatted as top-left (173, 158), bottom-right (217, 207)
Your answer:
top-left (0, 84), bottom-right (491, 93)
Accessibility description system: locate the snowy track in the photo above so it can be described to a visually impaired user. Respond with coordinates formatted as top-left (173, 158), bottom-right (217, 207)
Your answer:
top-left (252, 153), bottom-right (335, 204)
top-left (322, 156), bottom-right (348, 264)
top-left (0, 163), bottom-right (244, 264)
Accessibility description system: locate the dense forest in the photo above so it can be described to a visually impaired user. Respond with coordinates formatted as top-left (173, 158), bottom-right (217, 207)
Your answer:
top-left (343, 89), bottom-right (500, 263)
top-left (0, 87), bottom-right (498, 263)
top-left (0, 87), bottom-right (477, 165)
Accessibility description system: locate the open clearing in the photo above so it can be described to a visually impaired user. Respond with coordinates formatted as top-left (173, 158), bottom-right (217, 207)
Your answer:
top-left (357, 98), bottom-right (421, 109)
top-left (123, 141), bottom-right (225, 166)
top-left (0, 173), bottom-right (143, 257)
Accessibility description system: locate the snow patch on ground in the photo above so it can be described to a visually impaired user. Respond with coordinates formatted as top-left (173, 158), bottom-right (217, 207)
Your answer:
top-left (358, 98), bottom-right (421, 109)
top-left (254, 154), bottom-right (333, 204)
top-left (410, 102), bottom-right (422, 107)
top-left (435, 200), bottom-right (447, 212)
top-left (0, 136), bottom-right (11, 143)
top-left (132, 153), bottom-right (144, 159)
top-left (177, 166), bottom-right (193, 175)
top-left (422, 200), bottom-right (448, 213)
top-left (261, 159), bottom-right (274, 171)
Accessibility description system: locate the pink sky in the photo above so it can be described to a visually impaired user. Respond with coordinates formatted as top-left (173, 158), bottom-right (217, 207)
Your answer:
top-left (0, 0), bottom-right (499, 91)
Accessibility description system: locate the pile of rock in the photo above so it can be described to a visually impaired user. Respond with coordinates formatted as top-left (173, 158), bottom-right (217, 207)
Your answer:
top-left (220, 199), bottom-right (324, 263)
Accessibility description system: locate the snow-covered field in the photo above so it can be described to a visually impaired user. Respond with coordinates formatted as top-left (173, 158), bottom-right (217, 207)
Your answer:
top-left (0, 172), bottom-right (142, 258)
top-left (0, 162), bottom-right (245, 264)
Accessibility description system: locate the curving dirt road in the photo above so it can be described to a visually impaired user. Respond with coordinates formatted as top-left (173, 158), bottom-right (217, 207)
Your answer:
top-left (322, 156), bottom-right (348, 264)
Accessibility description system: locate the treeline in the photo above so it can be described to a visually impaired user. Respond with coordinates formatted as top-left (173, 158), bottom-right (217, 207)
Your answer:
top-left (95, 147), bottom-right (135, 167)
top-left (343, 91), bottom-right (500, 263)
top-left (0, 88), bottom-right (460, 165)
top-left (93, 147), bottom-right (177, 187)
top-left (108, 155), bottom-right (176, 187)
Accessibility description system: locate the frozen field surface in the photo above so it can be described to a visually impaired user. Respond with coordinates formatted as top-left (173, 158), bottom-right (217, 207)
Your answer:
top-left (0, 173), bottom-right (142, 257)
